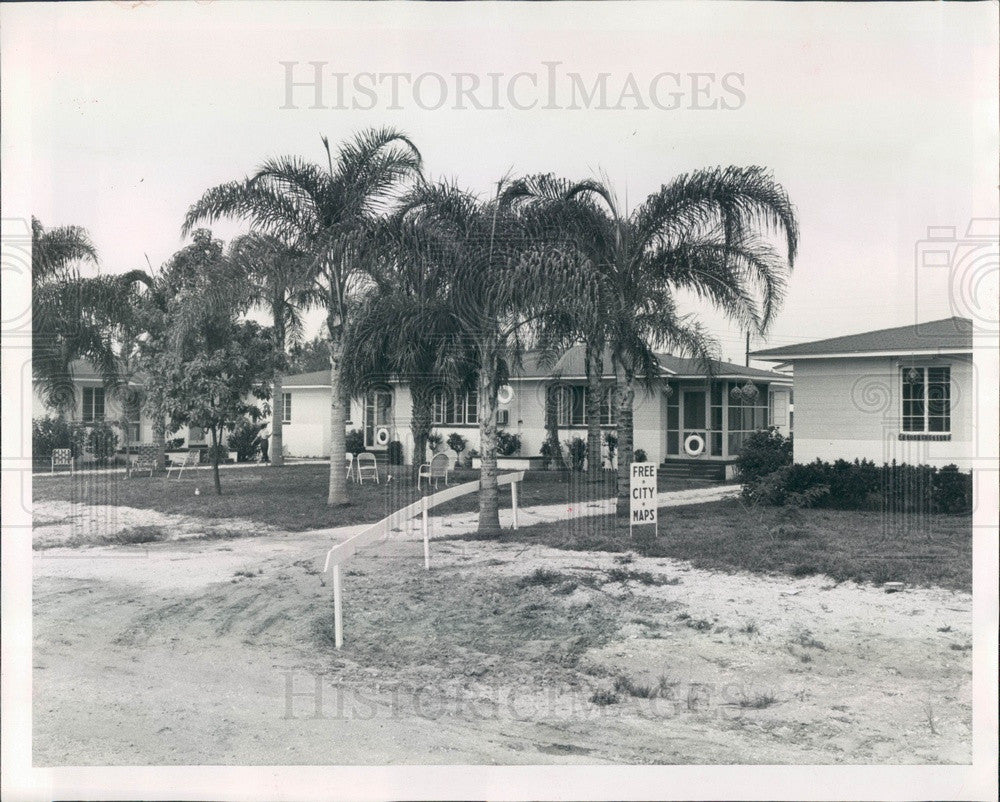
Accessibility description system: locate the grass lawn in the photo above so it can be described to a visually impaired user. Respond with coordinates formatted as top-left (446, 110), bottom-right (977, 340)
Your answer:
top-left (33, 462), bottom-right (712, 533)
top-left (460, 498), bottom-right (972, 591)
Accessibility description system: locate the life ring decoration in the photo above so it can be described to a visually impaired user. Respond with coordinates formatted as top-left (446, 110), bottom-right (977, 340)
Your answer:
top-left (374, 426), bottom-right (391, 447)
top-left (497, 384), bottom-right (515, 405)
top-left (684, 433), bottom-right (706, 456)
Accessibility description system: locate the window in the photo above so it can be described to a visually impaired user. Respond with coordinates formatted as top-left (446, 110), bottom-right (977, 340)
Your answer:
top-left (432, 388), bottom-right (478, 425)
top-left (555, 385), bottom-right (616, 427)
top-left (282, 392), bottom-right (292, 424)
top-left (902, 367), bottom-right (950, 433)
top-left (665, 382), bottom-right (680, 455)
top-left (82, 387), bottom-right (105, 422)
top-left (727, 382), bottom-right (769, 455)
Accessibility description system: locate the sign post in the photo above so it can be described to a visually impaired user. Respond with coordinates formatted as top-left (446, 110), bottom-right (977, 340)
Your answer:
top-left (629, 461), bottom-right (658, 540)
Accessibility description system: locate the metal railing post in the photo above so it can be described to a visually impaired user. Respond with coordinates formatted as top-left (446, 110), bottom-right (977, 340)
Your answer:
top-left (422, 494), bottom-right (430, 570)
top-left (332, 564), bottom-right (343, 649)
top-left (511, 479), bottom-right (519, 530)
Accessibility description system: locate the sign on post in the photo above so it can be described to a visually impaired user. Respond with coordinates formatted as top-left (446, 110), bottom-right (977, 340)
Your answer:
top-left (629, 461), bottom-right (658, 537)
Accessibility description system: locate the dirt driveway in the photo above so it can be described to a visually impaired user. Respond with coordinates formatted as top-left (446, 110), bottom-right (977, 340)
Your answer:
top-left (33, 501), bottom-right (972, 765)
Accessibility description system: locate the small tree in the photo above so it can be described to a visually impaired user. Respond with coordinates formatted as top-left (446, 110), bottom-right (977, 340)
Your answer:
top-left (446, 432), bottom-right (467, 469)
top-left (345, 429), bottom-right (365, 457)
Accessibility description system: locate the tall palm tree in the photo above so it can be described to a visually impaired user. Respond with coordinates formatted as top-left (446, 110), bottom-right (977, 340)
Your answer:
top-left (229, 233), bottom-right (315, 467)
top-left (343, 216), bottom-right (472, 480)
top-left (31, 217), bottom-right (108, 411)
top-left (506, 167), bottom-right (799, 516)
top-left (397, 179), bottom-right (595, 535)
top-left (183, 128), bottom-right (422, 506)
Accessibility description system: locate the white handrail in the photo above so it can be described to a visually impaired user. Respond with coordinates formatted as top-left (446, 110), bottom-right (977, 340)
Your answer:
top-left (320, 470), bottom-right (525, 649)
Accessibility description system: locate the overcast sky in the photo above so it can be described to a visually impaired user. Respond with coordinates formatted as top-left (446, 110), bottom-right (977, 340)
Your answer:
top-left (3, 1), bottom-right (997, 366)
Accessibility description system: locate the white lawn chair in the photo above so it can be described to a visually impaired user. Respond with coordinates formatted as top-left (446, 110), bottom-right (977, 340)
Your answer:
top-left (418, 452), bottom-right (451, 490)
top-left (167, 449), bottom-right (200, 479)
top-left (355, 452), bottom-right (379, 484)
top-left (345, 453), bottom-right (355, 481)
top-left (51, 448), bottom-right (74, 475)
top-left (127, 444), bottom-right (158, 478)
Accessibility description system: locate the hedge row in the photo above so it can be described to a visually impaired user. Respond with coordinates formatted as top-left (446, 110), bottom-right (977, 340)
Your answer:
top-left (744, 458), bottom-right (972, 515)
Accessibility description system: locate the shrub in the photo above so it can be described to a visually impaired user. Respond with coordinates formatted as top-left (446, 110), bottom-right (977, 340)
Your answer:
top-left (32, 417), bottom-right (78, 459)
top-left (227, 418), bottom-right (265, 462)
top-left (345, 428), bottom-right (366, 456)
top-left (166, 437), bottom-right (186, 450)
top-left (496, 430), bottom-right (521, 456)
top-left (539, 439), bottom-right (562, 469)
top-left (84, 422), bottom-right (119, 464)
top-left (204, 444), bottom-right (231, 464)
top-left (745, 458), bottom-right (972, 515)
top-left (735, 426), bottom-right (792, 485)
top-left (633, 448), bottom-right (647, 463)
top-left (565, 437), bottom-right (587, 471)
top-left (446, 433), bottom-right (467, 467)
top-left (426, 431), bottom-right (443, 454)
top-left (387, 440), bottom-right (403, 465)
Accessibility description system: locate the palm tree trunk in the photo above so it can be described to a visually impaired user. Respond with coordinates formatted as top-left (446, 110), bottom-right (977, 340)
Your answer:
top-left (271, 313), bottom-right (285, 467)
top-left (614, 363), bottom-right (636, 519)
top-left (585, 342), bottom-right (604, 480)
top-left (477, 350), bottom-right (502, 536)
top-left (271, 372), bottom-right (284, 467)
top-left (543, 384), bottom-right (566, 471)
top-left (210, 425), bottom-right (222, 495)
top-left (327, 326), bottom-right (349, 506)
top-left (409, 382), bottom-right (433, 482)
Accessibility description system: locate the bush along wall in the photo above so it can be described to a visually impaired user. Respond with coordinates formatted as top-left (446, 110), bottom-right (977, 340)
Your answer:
top-left (743, 458), bottom-right (972, 515)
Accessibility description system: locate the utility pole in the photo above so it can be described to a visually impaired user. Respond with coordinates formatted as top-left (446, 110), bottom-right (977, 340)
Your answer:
top-left (745, 331), bottom-right (750, 367)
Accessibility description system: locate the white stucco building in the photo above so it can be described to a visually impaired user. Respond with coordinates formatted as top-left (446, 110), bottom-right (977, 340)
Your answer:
top-left (281, 346), bottom-right (792, 478)
top-left (751, 316), bottom-right (974, 469)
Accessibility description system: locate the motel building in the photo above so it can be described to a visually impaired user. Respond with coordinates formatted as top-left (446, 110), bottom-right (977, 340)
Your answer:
top-left (280, 345), bottom-right (793, 479)
top-left (751, 316), bottom-right (975, 469)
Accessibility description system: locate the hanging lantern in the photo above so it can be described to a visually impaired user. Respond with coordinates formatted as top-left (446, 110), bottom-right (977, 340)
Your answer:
top-left (740, 380), bottom-right (759, 402)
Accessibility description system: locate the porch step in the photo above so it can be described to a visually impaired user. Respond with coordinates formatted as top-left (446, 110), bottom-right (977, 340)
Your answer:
top-left (658, 459), bottom-right (731, 481)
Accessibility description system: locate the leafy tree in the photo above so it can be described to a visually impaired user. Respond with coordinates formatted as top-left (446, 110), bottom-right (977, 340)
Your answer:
top-left (184, 128), bottom-right (422, 506)
top-left (287, 333), bottom-right (332, 373)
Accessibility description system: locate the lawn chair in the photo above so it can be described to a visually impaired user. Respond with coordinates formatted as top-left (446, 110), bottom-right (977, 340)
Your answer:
top-left (127, 444), bottom-right (158, 478)
top-left (418, 452), bottom-right (451, 490)
top-left (355, 452), bottom-right (379, 484)
top-left (51, 448), bottom-right (74, 475)
top-left (345, 453), bottom-right (355, 482)
top-left (167, 449), bottom-right (200, 479)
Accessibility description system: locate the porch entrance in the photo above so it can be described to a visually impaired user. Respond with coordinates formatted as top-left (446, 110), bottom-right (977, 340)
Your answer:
top-left (681, 389), bottom-right (708, 458)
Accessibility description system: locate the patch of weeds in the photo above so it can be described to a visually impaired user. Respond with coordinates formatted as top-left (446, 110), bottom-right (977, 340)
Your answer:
top-left (100, 525), bottom-right (168, 545)
top-left (791, 563), bottom-right (820, 578)
top-left (233, 569), bottom-right (257, 579)
top-left (346, 569), bottom-right (365, 577)
top-left (937, 625), bottom-right (952, 633)
top-left (948, 642), bottom-right (971, 652)
top-left (740, 621), bottom-right (759, 635)
top-left (292, 559), bottom-right (319, 576)
top-left (552, 580), bottom-right (578, 596)
top-left (614, 552), bottom-right (635, 565)
top-left (199, 528), bottom-right (247, 541)
top-left (770, 523), bottom-right (808, 541)
top-left (614, 674), bottom-right (657, 699)
top-left (791, 629), bottom-right (827, 650)
top-left (684, 617), bottom-right (713, 632)
top-left (589, 689), bottom-right (619, 706)
top-left (516, 568), bottom-right (566, 588)
top-left (737, 689), bottom-right (778, 709)
top-left (606, 568), bottom-right (679, 586)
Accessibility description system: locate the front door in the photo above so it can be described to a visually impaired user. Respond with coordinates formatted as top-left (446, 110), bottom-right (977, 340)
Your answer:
top-left (363, 388), bottom-right (392, 450)
top-left (681, 390), bottom-right (708, 458)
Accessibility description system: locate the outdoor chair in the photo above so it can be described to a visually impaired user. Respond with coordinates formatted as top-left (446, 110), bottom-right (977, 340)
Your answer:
top-left (355, 452), bottom-right (379, 484)
top-left (127, 444), bottom-right (158, 478)
top-left (166, 449), bottom-right (200, 479)
top-left (51, 448), bottom-right (74, 475)
top-left (418, 452), bottom-right (451, 490)
top-left (345, 453), bottom-right (355, 481)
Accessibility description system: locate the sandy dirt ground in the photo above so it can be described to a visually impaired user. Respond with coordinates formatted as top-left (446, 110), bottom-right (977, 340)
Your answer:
top-left (33, 495), bottom-right (972, 765)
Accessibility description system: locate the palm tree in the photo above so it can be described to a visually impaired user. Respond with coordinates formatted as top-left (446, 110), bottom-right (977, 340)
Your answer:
top-left (229, 233), bottom-right (315, 467)
top-left (31, 217), bottom-right (107, 411)
top-left (183, 128), bottom-right (422, 506)
top-left (397, 179), bottom-right (595, 535)
top-left (506, 167), bottom-right (799, 516)
top-left (342, 216), bottom-right (472, 481)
